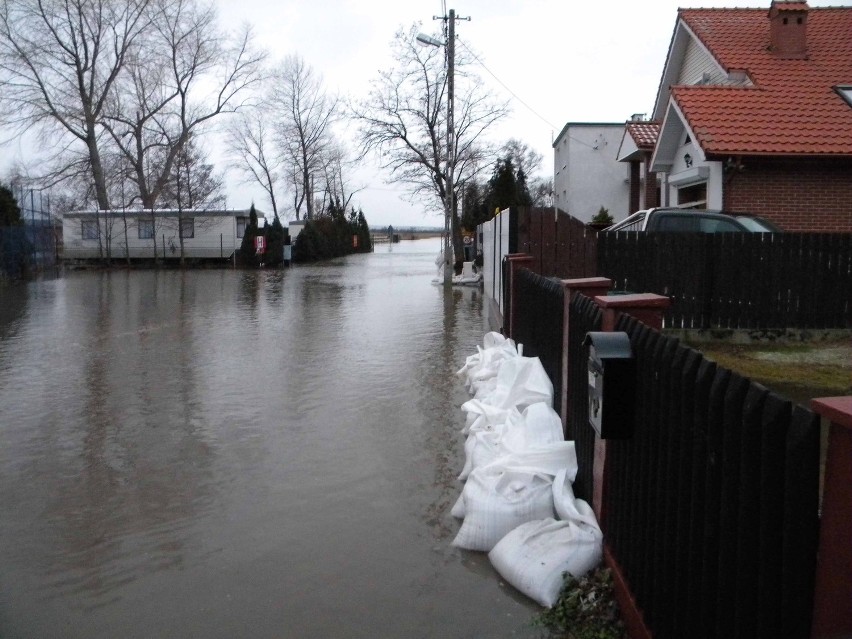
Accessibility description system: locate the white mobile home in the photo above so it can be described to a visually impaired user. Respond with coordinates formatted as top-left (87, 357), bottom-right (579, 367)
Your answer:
top-left (62, 208), bottom-right (263, 261)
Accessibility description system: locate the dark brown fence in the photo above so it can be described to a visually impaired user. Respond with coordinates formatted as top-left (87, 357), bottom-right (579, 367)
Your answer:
top-left (513, 268), bottom-right (565, 416)
top-left (566, 293), bottom-right (602, 501)
top-left (598, 232), bottom-right (852, 329)
top-left (516, 207), bottom-right (598, 278)
top-left (586, 311), bottom-right (821, 639)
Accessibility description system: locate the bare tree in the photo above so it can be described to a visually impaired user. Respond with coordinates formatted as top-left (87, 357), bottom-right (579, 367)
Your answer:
top-left (161, 137), bottom-right (225, 210)
top-left (0, 0), bottom-right (152, 210)
top-left (225, 107), bottom-right (284, 218)
top-left (98, 0), bottom-right (262, 263)
top-left (318, 141), bottom-right (363, 214)
top-left (499, 138), bottom-right (543, 181)
top-left (102, 0), bottom-right (264, 209)
top-left (161, 137), bottom-right (224, 264)
top-left (273, 54), bottom-right (338, 221)
top-left (349, 24), bottom-right (507, 261)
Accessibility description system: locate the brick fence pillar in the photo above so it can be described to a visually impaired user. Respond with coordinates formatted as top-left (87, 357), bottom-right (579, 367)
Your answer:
top-left (559, 278), bottom-right (613, 435)
top-left (504, 254), bottom-right (534, 340)
top-left (810, 396), bottom-right (852, 639)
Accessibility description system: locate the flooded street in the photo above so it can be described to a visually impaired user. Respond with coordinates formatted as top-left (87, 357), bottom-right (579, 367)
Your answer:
top-left (0, 239), bottom-right (540, 638)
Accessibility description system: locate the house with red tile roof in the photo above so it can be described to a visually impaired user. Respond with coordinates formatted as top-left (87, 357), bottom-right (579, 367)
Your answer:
top-left (617, 118), bottom-right (662, 213)
top-left (644, 0), bottom-right (852, 231)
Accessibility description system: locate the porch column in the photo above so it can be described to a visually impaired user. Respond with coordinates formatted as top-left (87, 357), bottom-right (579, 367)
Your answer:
top-left (643, 153), bottom-right (659, 209)
top-left (629, 161), bottom-right (641, 213)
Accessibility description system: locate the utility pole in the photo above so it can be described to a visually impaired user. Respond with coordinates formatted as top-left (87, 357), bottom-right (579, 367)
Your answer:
top-left (437, 9), bottom-right (469, 286)
top-left (418, 10), bottom-right (469, 286)
top-left (443, 9), bottom-right (456, 287)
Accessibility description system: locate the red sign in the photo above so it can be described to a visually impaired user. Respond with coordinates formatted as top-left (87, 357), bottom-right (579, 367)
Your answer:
top-left (254, 236), bottom-right (265, 253)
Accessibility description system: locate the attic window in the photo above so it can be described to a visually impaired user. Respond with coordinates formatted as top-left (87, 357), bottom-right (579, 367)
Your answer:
top-left (836, 85), bottom-right (852, 108)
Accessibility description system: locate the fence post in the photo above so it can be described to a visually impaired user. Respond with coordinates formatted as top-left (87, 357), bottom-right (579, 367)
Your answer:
top-left (589, 292), bottom-right (671, 639)
top-left (560, 278), bottom-right (613, 433)
top-left (809, 396), bottom-right (852, 639)
top-left (505, 254), bottom-right (534, 340)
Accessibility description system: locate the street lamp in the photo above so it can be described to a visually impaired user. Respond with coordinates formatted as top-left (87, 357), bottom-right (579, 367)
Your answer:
top-left (417, 9), bottom-right (468, 287)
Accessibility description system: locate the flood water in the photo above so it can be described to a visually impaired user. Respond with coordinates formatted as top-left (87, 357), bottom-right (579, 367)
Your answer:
top-left (0, 238), bottom-right (541, 639)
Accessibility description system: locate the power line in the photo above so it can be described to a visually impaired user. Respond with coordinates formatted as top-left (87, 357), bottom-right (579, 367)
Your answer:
top-left (456, 37), bottom-right (559, 131)
top-left (456, 37), bottom-right (603, 152)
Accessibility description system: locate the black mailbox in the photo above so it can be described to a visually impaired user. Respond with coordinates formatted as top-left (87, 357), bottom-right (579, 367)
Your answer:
top-left (583, 331), bottom-right (635, 439)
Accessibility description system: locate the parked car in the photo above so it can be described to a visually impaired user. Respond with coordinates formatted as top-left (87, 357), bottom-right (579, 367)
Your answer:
top-left (604, 208), bottom-right (750, 233)
top-left (734, 215), bottom-right (783, 232)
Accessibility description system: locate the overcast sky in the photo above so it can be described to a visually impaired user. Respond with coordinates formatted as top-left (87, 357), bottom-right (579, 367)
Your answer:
top-left (1, 0), bottom-right (843, 227)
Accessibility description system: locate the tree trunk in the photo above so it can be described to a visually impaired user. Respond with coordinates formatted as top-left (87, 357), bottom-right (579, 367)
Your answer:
top-left (85, 125), bottom-right (110, 211)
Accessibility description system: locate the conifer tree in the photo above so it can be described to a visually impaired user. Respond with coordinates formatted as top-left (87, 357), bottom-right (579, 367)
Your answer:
top-left (239, 203), bottom-right (260, 266)
top-left (0, 185), bottom-right (22, 226)
top-left (266, 211), bottom-right (286, 266)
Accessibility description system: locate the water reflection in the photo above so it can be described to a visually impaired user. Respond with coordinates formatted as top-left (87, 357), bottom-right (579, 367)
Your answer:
top-left (0, 282), bottom-right (28, 344)
top-left (18, 272), bottom-right (219, 611)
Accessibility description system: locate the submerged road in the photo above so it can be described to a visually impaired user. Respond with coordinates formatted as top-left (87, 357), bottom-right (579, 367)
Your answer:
top-left (0, 238), bottom-right (539, 638)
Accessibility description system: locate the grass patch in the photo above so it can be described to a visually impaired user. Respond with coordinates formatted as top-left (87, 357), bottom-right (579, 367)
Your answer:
top-left (682, 338), bottom-right (851, 404)
top-left (533, 568), bottom-right (626, 639)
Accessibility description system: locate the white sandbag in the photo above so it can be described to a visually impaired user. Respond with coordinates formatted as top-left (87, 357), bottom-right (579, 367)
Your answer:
top-left (460, 404), bottom-right (570, 481)
top-left (460, 400), bottom-right (515, 436)
top-left (488, 510), bottom-right (603, 608)
top-left (451, 467), bottom-right (556, 552)
top-left (479, 356), bottom-right (553, 411)
top-left (451, 492), bottom-right (466, 519)
top-left (482, 441), bottom-right (577, 480)
top-left (500, 403), bottom-right (564, 452)
top-left (459, 425), bottom-right (504, 481)
top-left (456, 333), bottom-right (519, 392)
top-left (483, 332), bottom-right (511, 350)
top-left (552, 468), bottom-right (583, 521)
top-left (469, 376), bottom-right (498, 398)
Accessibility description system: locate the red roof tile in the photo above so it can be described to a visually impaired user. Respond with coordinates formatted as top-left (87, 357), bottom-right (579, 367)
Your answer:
top-left (626, 121), bottom-right (660, 150)
top-left (772, 2), bottom-right (810, 11)
top-left (673, 6), bottom-right (852, 156)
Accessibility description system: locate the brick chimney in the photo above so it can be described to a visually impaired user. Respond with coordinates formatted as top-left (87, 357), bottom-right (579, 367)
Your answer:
top-left (768, 1), bottom-right (809, 59)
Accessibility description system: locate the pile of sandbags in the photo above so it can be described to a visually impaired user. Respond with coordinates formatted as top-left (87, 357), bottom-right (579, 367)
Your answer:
top-left (451, 332), bottom-right (603, 608)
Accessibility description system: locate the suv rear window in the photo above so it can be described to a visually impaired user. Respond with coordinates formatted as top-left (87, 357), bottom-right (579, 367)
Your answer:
top-left (656, 215), bottom-right (699, 232)
top-left (698, 218), bottom-right (745, 233)
top-left (655, 213), bottom-right (745, 233)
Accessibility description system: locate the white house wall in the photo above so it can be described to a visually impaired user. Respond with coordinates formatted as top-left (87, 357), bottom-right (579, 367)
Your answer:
top-left (678, 36), bottom-right (726, 85)
top-left (553, 124), bottom-right (630, 222)
top-left (664, 136), bottom-right (724, 210)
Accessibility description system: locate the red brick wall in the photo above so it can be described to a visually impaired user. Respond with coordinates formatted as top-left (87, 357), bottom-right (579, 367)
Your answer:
top-left (722, 157), bottom-right (852, 232)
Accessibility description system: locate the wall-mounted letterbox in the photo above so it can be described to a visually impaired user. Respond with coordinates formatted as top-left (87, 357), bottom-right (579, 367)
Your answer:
top-left (583, 331), bottom-right (635, 439)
